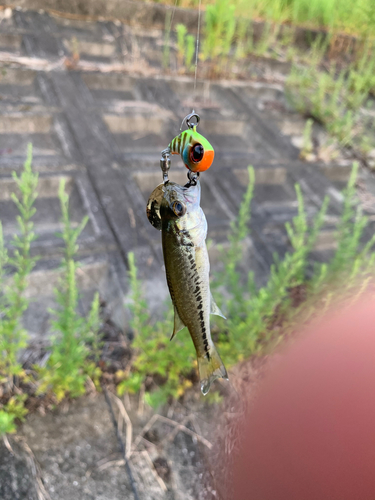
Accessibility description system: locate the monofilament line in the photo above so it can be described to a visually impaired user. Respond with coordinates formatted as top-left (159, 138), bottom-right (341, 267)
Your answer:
top-left (170, 0), bottom-right (179, 33)
top-left (194, 0), bottom-right (202, 92)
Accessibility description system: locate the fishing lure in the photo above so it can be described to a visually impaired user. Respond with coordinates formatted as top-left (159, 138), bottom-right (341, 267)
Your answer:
top-left (164, 112), bottom-right (215, 173)
top-left (146, 112), bottom-right (228, 395)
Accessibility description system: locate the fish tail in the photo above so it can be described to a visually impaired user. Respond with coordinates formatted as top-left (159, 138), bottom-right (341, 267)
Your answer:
top-left (198, 346), bottom-right (228, 396)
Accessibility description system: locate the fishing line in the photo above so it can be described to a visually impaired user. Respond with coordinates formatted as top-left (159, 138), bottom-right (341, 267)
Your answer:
top-left (170, 0), bottom-right (179, 32)
top-left (194, 0), bottom-right (202, 93)
top-left (143, 0), bottom-right (179, 145)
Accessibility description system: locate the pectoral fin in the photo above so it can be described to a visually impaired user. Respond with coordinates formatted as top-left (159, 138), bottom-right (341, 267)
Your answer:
top-left (170, 306), bottom-right (186, 340)
top-left (210, 292), bottom-right (226, 319)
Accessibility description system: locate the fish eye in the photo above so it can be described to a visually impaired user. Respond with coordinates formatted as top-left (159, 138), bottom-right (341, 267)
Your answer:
top-left (190, 143), bottom-right (204, 163)
top-left (172, 200), bottom-right (186, 217)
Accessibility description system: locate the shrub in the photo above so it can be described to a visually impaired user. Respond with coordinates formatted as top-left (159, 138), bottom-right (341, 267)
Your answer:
top-left (36, 180), bottom-right (101, 402)
top-left (0, 144), bottom-right (38, 387)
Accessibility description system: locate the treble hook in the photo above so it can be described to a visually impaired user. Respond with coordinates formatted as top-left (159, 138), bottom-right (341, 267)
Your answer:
top-left (180, 111), bottom-right (200, 131)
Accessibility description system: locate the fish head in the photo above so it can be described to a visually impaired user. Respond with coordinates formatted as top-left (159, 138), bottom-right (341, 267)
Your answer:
top-left (147, 181), bottom-right (204, 233)
top-left (160, 181), bottom-right (201, 229)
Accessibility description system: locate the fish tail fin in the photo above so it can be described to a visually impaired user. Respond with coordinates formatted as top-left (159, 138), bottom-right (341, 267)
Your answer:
top-left (198, 346), bottom-right (228, 396)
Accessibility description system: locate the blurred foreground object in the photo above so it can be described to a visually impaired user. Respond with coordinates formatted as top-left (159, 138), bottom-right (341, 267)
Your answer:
top-left (231, 296), bottom-right (375, 500)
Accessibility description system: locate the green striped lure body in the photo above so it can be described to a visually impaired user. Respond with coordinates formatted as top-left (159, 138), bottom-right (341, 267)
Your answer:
top-left (169, 126), bottom-right (214, 173)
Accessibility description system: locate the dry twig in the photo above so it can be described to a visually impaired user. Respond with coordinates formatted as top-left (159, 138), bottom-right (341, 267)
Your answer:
top-left (141, 450), bottom-right (168, 492)
top-left (14, 436), bottom-right (51, 500)
top-left (109, 392), bottom-right (133, 458)
top-left (132, 413), bottom-right (212, 454)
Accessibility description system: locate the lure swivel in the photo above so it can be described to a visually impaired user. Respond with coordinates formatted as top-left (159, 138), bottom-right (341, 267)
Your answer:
top-left (160, 148), bottom-right (171, 184)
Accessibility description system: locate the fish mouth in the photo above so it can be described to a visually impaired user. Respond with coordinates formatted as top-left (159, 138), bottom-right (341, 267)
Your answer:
top-left (182, 184), bottom-right (200, 205)
top-left (184, 194), bottom-right (196, 203)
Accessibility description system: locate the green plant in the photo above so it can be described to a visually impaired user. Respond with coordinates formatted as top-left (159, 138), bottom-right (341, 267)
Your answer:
top-left (0, 394), bottom-right (27, 435)
top-left (216, 179), bottom-right (329, 364)
top-left (324, 162), bottom-right (375, 280)
top-left (234, 18), bottom-right (249, 59)
top-left (176, 23), bottom-right (187, 65)
top-left (0, 411), bottom-right (16, 435)
top-left (254, 22), bottom-right (280, 57)
top-left (175, 24), bottom-right (196, 71)
top-left (37, 180), bottom-right (101, 402)
top-left (154, 0), bottom-right (375, 38)
top-left (185, 34), bottom-right (196, 70)
top-left (0, 144), bottom-right (38, 386)
top-left (289, 162), bottom-right (375, 326)
top-left (0, 144), bottom-right (38, 434)
top-left (202, 0), bottom-right (236, 61)
top-left (286, 61), bottom-right (364, 148)
top-left (213, 166), bottom-right (255, 319)
top-left (300, 118), bottom-right (314, 159)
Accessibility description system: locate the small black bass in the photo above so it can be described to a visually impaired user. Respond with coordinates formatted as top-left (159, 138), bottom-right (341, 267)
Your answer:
top-left (147, 180), bottom-right (228, 395)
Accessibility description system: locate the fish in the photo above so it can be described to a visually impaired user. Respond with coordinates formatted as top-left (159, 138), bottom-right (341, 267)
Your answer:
top-left (147, 180), bottom-right (228, 395)
top-left (168, 127), bottom-right (214, 173)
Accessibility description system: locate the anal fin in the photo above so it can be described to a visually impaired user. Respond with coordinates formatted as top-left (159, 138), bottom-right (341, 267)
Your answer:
top-left (210, 292), bottom-right (226, 319)
top-left (170, 305), bottom-right (186, 340)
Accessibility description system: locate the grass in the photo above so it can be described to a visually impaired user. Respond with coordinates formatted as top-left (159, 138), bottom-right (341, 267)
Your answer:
top-left (156, 0), bottom-right (375, 37)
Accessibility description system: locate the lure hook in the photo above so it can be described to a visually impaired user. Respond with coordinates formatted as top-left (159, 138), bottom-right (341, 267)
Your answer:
top-left (180, 111), bottom-right (200, 131)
